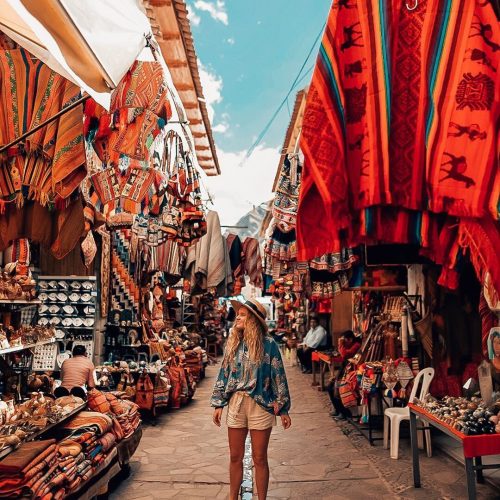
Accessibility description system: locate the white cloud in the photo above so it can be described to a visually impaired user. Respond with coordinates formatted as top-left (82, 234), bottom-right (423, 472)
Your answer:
top-left (198, 61), bottom-right (223, 123)
top-left (193, 0), bottom-right (228, 25)
top-left (204, 146), bottom-right (280, 226)
top-left (212, 123), bottom-right (229, 134)
top-left (226, 37), bottom-right (235, 45)
top-left (212, 112), bottom-right (231, 136)
top-left (186, 4), bottom-right (201, 26)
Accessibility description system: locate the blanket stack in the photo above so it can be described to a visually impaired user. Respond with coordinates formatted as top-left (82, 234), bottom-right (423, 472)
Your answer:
top-left (0, 439), bottom-right (59, 499)
top-left (87, 390), bottom-right (141, 441)
top-left (55, 411), bottom-right (114, 495)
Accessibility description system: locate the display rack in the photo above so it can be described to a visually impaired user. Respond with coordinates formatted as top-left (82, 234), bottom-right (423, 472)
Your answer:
top-left (0, 338), bottom-right (55, 356)
top-left (181, 294), bottom-right (197, 327)
top-left (38, 276), bottom-right (97, 362)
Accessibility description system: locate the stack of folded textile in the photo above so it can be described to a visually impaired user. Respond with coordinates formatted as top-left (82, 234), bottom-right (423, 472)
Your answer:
top-left (0, 439), bottom-right (59, 498)
top-left (87, 390), bottom-right (141, 441)
top-left (55, 411), bottom-right (114, 495)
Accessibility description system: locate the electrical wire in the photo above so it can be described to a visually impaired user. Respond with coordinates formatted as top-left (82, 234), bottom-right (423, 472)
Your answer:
top-left (241, 21), bottom-right (326, 163)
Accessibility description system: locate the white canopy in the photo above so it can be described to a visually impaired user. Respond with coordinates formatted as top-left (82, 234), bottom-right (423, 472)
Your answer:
top-left (0, 0), bottom-right (152, 108)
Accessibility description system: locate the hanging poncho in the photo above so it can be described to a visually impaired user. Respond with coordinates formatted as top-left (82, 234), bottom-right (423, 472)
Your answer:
top-left (0, 48), bottom-right (85, 206)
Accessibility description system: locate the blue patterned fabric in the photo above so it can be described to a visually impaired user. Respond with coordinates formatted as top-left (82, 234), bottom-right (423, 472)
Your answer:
top-left (211, 336), bottom-right (291, 416)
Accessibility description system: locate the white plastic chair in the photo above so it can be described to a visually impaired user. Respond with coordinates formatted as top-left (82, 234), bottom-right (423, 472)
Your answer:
top-left (383, 367), bottom-right (434, 460)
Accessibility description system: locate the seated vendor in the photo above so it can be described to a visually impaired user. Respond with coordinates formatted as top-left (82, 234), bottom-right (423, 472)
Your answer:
top-left (327, 330), bottom-right (361, 420)
top-left (297, 315), bottom-right (327, 374)
top-left (58, 345), bottom-right (96, 398)
top-left (489, 329), bottom-right (500, 392)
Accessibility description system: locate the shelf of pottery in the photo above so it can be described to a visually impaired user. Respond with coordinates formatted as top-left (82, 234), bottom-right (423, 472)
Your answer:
top-left (35, 276), bottom-right (97, 371)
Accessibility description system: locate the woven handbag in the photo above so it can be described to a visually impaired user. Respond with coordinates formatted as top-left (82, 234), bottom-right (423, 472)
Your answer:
top-left (339, 368), bottom-right (359, 408)
top-left (136, 373), bottom-right (154, 410)
top-left (153, 374), bottom-right (171, 408)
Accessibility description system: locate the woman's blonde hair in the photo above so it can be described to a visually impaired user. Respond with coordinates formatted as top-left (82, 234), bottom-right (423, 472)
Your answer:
top-left (223, 311), bottom-right (266, 368)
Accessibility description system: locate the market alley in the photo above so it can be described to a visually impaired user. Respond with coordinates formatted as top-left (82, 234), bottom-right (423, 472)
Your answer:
top-left (109, 362), bottom-right (499, 500)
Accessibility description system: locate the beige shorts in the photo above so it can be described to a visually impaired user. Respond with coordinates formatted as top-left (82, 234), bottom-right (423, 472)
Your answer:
top-left (226, 392), bottom-right (276, 430)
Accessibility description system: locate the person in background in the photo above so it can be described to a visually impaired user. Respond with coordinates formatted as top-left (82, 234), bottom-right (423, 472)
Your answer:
top-left (296, 315), bottom-right (327, 374)
top-left (327, 330), bottom-right (361, 420)
top-left (488, 329), bottom-right (500, 392)
top-left (338, 330), bottom-right (361, 361)
top-left (58, 345), bottom-right (96, 398)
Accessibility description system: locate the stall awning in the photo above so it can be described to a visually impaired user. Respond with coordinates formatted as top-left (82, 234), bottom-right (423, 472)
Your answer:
top-left (0, 0), bottom-right (152, 108)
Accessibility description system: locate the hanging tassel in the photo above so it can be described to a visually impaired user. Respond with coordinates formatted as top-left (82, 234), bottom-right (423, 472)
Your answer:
top-left (360, 405), bottom-right (369, 424)
top-left (15, 191), bottom-right (24, 209)
top-left (0, 200), bottom-right (5, 215)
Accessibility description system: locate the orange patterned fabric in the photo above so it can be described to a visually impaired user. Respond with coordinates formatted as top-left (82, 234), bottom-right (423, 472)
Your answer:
top-left (0, 48), bottom-right (85, 205)
top-left (83, 61), bottom-right (173, 223)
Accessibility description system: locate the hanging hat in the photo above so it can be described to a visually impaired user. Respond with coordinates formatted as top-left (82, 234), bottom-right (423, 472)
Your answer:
top-left (230, 298), bottom-right (268, 330)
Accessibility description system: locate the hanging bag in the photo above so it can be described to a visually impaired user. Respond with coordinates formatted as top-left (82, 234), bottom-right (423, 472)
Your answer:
top-left (153, 373), bottom-right (171, 408)
top-left (135, 372), bottom-right (154, 410)
top-left (338, 365), bottom-right (359, 408)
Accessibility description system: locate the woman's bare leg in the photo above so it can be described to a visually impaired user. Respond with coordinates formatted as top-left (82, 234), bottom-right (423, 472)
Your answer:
top-left (228, 427), bottom-right (248, 500)
top-left (250, 428), bottom-right (273, 499)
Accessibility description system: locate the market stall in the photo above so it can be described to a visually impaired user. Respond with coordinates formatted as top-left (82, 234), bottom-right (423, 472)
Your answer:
top-left (409, 400), bottom-right (500, 500)
top-left (0, 0), bottom-right (220, 494)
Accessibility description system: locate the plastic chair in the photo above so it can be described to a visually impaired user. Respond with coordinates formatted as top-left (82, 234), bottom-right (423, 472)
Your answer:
top-left (383, 367), bottom-right (434, 460)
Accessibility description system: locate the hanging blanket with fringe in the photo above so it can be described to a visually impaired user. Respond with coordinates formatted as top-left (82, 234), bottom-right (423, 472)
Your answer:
top-left (0, 48), bottom-right (85, 206)
top-left (297, 0), bottom-right (499, 262)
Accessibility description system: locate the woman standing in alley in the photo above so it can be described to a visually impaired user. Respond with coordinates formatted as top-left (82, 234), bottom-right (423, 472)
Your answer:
top-left (211, 298), bottom-right (291, 500)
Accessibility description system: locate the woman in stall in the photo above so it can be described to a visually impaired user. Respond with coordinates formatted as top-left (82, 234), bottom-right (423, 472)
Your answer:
top-left (211, 298), bottom-right (291, 500)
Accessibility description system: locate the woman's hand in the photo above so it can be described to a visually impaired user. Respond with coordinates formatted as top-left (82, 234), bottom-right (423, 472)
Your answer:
top-left (213, 407), bottom-right (223, 427)
top-left (280, 414), bottom-right (292, 430)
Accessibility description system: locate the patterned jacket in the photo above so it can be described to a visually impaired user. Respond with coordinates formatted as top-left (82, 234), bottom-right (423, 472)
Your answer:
top-left (211, 336), bottom-right (291, 416)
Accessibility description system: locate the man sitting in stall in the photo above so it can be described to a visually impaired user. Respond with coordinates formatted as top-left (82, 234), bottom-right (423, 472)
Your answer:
top-left (296, 315), bottom-right (328, 373)
top-left (57, 345), bottom-right (96, 399)
top-left (327, 330), bottom-right (362, 420)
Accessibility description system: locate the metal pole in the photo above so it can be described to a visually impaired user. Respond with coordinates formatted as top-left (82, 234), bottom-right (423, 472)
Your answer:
top-left (0, 95), bottom-right (189, 155)
top-left (0, 94), bottom-right (90, 154)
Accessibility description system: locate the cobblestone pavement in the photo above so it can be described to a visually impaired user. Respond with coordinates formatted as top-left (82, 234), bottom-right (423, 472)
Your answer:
top-left (110, 361), bottom-right (500, 499)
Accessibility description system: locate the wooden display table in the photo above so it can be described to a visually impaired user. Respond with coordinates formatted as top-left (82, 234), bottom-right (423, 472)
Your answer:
top-left (311, 351), bottom-right (343, 390)
top-left (409, 403), bottom-right (500, 500)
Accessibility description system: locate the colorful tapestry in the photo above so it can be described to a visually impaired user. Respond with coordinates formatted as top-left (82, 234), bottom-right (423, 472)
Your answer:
top-left (110, 229), bottom-right (140, 319)
top-left (97, 226), bottom-right (111, 317)
top-left (83, 60), bottom-right (173, 224)
top-left (0, 48), bottom-right (85, 205)
top-left (297, 0), bottom-right (499, 293)
top-left (426, 0), bottom-right (499, 219)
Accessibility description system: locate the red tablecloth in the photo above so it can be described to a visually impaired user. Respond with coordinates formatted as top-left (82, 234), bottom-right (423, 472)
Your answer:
top-left (312, 351), bottom-right (343, 364)
top-left (409, 403), bottom-right (500, 458)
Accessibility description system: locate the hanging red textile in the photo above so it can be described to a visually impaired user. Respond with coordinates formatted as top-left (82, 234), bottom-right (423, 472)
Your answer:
top-left (297, 0), bottom-right (499, 293)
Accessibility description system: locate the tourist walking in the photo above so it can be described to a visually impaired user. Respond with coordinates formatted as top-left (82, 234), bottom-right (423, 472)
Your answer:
top-left (211, 298), bottom-right (292, 500)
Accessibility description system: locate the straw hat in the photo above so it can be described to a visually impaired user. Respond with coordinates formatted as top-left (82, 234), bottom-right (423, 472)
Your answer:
top-left (230, 298), bottom-right (268, 330)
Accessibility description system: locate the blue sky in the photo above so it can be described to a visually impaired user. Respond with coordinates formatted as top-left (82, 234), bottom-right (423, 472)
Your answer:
top-left (190, 0), bottom-right (330, 151)
top-left (187, 1), bottom-right (331, 224)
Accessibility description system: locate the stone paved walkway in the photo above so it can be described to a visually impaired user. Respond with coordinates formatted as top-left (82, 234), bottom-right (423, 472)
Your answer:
top-left (110, 361), bottom-right (500, 499)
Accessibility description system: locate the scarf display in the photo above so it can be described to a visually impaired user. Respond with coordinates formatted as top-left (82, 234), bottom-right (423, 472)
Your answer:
top-left (297, 0), bottom-right (499, 296)
top-left (226, 233), bottom-right (245, 294)
top-left (0, 440), bottom-right (60, 498)
top-left (265, 154), bottom-right (357, 298)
